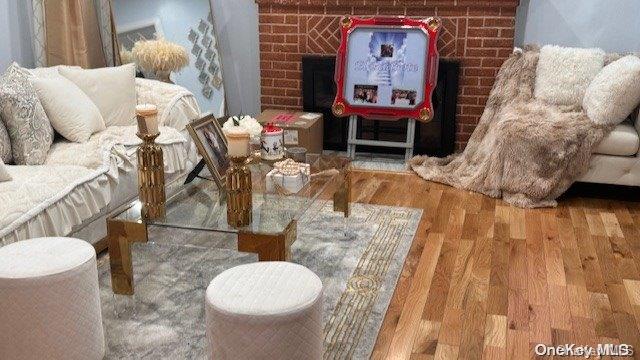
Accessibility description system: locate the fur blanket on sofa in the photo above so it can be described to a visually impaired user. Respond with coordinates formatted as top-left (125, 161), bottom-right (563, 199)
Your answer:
top-left (410, 47), bottom-right (614, 208)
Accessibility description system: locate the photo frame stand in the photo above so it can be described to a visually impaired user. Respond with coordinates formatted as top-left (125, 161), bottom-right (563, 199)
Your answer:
top-left (183, 159), bottom-right (226, 204)
top-left (346, 115), bottom-right (416, 161)
top-left (184, 159), bottom-right (207, 184)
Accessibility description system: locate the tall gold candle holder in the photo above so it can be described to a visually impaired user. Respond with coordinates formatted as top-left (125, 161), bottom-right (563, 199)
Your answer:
top-left (136, 103), bottom-right (165, 221)
top-left (226, 156), bottom-right (252, 227)
top-left (137, 132), bottom-right (166, 220)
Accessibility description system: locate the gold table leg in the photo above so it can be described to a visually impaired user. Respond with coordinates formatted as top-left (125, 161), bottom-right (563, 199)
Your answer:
top-left (238, 220), bottom-right (297, 261)
top-left (107, 219), bottom-right (148, 295)
top-left (334, 168), bottom-right (351, 217)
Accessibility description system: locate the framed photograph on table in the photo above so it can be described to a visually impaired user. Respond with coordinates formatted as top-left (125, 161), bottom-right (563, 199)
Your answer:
top-left (187, 114), bottom-right (230, 191)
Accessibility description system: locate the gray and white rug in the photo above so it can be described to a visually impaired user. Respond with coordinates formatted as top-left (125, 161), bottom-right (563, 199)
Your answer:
top-left (99, 201), bottom-right (421, 359)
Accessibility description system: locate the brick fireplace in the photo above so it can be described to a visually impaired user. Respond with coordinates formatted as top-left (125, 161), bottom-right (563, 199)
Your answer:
top-left (257, 0), bottom-right (520, 150)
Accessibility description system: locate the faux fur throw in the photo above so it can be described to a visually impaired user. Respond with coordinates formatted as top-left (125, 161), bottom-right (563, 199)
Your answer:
top-left (410, 47), bottom-right (614, 208)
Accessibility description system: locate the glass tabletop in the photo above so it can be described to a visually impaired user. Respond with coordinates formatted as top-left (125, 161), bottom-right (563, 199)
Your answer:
top-left (114, 154), bottom-right (351, 236)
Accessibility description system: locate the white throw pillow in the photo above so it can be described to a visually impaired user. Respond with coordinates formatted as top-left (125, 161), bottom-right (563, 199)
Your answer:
top-left (583, 55), bottom-right (640, 125)
top-left (59, 63), bottom-right (137, 127)
top-left (28, 65), bottom-right (81, 79)
top-left (0, 158), bottom-right (11, 182)
top-left (31, 76), bottom-right (105, 142)
top-left (534, 45), bottom-right (605, 106)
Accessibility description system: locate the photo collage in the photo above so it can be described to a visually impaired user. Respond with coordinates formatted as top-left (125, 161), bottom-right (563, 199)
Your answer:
top-left (347, 30), bottom-right (426, 109)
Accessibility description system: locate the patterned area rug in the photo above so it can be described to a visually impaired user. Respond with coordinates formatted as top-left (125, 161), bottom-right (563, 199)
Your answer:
top-left (99, 201), bottom-right (421, 359)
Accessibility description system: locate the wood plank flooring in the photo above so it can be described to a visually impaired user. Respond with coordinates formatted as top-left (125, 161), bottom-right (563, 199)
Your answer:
top-left (348, 170), bottom-right (640, 359)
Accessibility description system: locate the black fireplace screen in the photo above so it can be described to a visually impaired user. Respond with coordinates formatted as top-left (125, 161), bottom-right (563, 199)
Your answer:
top-left (302, 55), bottom-right (459, 156)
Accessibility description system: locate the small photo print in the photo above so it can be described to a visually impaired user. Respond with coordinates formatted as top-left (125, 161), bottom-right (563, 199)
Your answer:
top-left (195, 57), bottom-right (206, 71)
top-left (380, 44), bottom-right (394, 58)
top-left (198, 19), bottom-right (210, 33)
top-left (191, 43), bottom-right (203, 57)
top-left (205, 48), bottom-right (215, 61)
top-left (188, 29), bottom-right (199, 44)
top-left (201, 34), bottom-right (213, 49)
top-left (202, 84), bottom-right (213, 99)
top-left (391, 89), bottom-right (418, 106)
top-left (198, 71), bottom-right (210, 84)
top-left (353, 84), bottom-right (378, 104)
top-left (211, 75), bottom-right (223, 89)
top-left (208, 62), bottom-right (219, 74)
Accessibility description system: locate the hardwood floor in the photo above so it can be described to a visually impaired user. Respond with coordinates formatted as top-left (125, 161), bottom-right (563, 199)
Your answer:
top-left (348, 170), bottom-right (640, 359)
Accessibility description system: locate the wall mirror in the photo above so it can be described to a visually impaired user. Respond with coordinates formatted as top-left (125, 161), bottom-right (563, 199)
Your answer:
top-left (111, 0), bottom-right (226, 117)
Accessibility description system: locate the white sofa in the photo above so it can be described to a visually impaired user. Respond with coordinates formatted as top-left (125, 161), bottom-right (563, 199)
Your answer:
top-left (581, 111), bottom-right (640, 186)
top-left (0, 78), bottom-right (201, 247)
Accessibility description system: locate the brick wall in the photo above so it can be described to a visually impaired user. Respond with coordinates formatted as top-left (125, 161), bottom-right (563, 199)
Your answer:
top-left (257, 0), bottom-right (520, 150)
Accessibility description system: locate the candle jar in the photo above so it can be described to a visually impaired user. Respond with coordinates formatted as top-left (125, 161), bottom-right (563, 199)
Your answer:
top-left (136, 104), bottom-right (159, 135)
top-left (225, 128), bottom-right (250, 158)
top-left (260, 123), bottom-right (284, 161)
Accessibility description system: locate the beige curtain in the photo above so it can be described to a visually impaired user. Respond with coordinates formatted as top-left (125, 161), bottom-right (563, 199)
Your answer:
top-left (44, 0), bottom-right (106, 68)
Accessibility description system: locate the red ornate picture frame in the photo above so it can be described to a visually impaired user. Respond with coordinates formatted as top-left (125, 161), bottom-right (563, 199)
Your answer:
top-left (332, 16), bottom-right (441, 122)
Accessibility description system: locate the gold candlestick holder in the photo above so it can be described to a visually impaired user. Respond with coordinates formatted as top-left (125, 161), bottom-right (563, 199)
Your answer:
top-left (226, 156), bottom-right (252, 227)
top-left (137, 132), bottom-right (166, 220)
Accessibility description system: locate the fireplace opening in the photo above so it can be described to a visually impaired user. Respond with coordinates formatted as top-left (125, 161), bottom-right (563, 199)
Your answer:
top-left (302, 55), bottom-right (460, 157)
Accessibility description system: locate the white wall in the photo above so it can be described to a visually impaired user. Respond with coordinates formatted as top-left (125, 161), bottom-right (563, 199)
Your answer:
top-left (210, 0), bottom-right (261, 116)
top-left (516, 0), bottom-right (640, 53)
top-left (0, 0), bottom-right (34, 71)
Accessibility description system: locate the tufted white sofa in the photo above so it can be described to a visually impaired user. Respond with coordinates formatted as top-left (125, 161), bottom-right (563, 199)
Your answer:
top-left (580, 110), bottom-right (640, 186)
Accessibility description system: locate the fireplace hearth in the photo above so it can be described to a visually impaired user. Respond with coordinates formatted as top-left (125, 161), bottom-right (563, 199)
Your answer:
top-left (302, 55), bottom-right (459, 156)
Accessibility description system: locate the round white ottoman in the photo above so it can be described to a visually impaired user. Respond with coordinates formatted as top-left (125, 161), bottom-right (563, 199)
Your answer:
top-left (205, 262), bottom-right (323, 359)
top-left (0, 237), bottom-right (105, 360)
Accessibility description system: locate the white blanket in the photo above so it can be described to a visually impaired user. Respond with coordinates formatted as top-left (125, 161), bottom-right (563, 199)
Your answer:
top-left (0, 126), bottom-right (193, 240)
top-left (45, 125), bottom-right (188, 172)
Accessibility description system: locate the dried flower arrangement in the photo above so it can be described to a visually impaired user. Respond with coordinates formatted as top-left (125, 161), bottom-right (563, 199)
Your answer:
top-left (132, 38), bottom-right (189, 82)
top-left (119, 46), bottom-right (134, 65)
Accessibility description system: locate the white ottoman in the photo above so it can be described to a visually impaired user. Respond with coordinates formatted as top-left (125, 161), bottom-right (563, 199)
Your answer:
top-left (0, 237), bottom-right (105, 360)
top-left (205, 262), bottom-right (323, 359)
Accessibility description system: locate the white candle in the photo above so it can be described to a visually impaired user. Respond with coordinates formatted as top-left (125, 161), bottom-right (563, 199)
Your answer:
top-left (136, 104), bottom-right (159, 135)
top-left (225, 127), bottom-right (250, 158)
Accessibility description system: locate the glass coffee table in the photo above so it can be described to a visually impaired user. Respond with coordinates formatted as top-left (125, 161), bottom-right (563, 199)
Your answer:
top-left (107, 154), bottom-right (351, 295)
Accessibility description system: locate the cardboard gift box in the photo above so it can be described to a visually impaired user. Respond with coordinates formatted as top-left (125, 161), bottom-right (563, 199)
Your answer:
top-left (265, 162), bottom-right (311, 194)
top-left (256, 109), bottom-right (323, 154)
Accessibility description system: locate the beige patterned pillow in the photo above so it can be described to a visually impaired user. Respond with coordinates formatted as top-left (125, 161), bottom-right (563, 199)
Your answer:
top-left (0, 63), bottom-right (54, 165)
top-left (0, 119), bottom-right (11, 163)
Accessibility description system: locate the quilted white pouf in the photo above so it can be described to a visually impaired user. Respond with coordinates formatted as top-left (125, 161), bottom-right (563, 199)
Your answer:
top-left (0, 237), bottom-right (105, 360)
top-left (205, 262), bottom-right (323, 359)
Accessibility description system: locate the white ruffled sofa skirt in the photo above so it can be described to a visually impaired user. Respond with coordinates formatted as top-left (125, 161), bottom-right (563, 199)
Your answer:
top-left (0, 137), bottom-right (198, 246)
